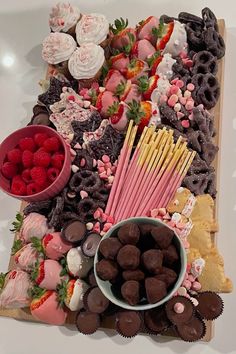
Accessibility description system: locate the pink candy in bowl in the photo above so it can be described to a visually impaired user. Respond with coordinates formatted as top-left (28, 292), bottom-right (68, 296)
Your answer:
top-left (0, 125), bottom-right (71, 202)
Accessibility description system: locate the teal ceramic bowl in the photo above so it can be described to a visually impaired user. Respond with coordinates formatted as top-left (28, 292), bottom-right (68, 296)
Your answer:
top-left (94, 217), bottom-right (187, 311)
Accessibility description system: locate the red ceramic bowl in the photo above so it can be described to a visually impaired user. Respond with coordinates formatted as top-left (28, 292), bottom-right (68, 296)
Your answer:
top-left (0, 125), bottom-right (71, 202)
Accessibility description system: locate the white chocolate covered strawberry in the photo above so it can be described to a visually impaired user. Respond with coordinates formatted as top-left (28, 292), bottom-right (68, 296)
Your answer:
top-left (66, 247), bottom-right (93, 278)
top-left (131, 39), bottom-right (156, 61)
top-left (0, 270), bottom-right (31, 308)
top-left (57, 279), bottom-right (89, 311)
top-left (110, 53), bottom-right (130, 74)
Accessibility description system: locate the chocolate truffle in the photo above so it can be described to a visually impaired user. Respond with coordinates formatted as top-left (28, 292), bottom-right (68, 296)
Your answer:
top-left (116, 311), bottom-right (142, 338)
top-left (122, 269), bottom-right (145, 281)
top-left (139, 223), bottom-right (153, 237)
top-left (121, 280), bottom-right (140, 306)
top-left (142, 249), bottom-right (163, 274)
top-left (84, 286), bottom-right (109, 314)
top-left (163, 244), bottom-right (179, 266)
top-left (176, 316), bottom-right (206, 342)
top-left (81, 233), bottom-right (101, 257)
top-left (99, 237), bottom-right (122, 260)
top-left (117, 245), bottom-right (140, 270)
top-left (196, 292), bottom-right (224, 320)
top-left (144, 307), bottom-right (170, 334)
top-left (117, 223), bottom-right (140, 245)
top-left (96, 259), bottom-right (119, 281)
top-left (151, 225), bottom-right (174, 249)
top-left (145, 278), bottom-right (167, 304)
top-left (155, 267), bottom-right (177, 287)
top-left (62, 220), bottom-right (86, 244)
top-left (76, 310), bottom-right (100, 335)
top-left (88, 269), bottom-right (97, 287)
top-left (165, 296), bottom-right (195, 325)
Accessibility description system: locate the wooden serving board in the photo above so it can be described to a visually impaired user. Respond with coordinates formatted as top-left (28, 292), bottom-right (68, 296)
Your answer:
top-left (0, 20), bottom-right (226, 342)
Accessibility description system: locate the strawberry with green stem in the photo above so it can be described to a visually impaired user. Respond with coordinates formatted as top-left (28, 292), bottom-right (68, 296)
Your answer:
top-left (136, 16), bottom-right (159, 44)
top-left (131, 39), bottom-right (156, 61)
top-left (125, 58), bottom-right (149, 83)
top-left (10, 212), bottom-right (23, 233)
top-left (30, 285), bottom-right (67, 325)
top-left (120, 80), bottom-right (142, 104)
top-left (110, 52), bottom-right (130, 74)
top-left (104, 69), bottom-right (126, 93)
top-left (127, 99), bottom-right (160, 133)
top-left (110, 18), bottom-right (136, 52)
top-left (107, 101), bottom-right (129, 131)
top-left (30, 259), bottom-right (67, 290)
top-left (57, 279), bottom-right (89, 311)
top-left (138, 74), bottom-right (159, 100)
top-left (152, 19), bottom-right (174, 51)
top-left (31, 232), bottom-right (72, 261)
top-left (96, 90), bottom-right (119, 118)
top-left (12, 239), bottom-right (43, 272)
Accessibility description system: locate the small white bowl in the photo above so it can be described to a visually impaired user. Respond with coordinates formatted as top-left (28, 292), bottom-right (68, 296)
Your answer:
top-left (94, 217), bottom-right (187, 311)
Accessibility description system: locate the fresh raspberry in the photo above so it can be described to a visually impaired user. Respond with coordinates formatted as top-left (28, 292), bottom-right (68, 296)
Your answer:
top-left (33, 150), bottom-right (51, 168)
top-left (27, 183), bottom-right (41, 195)
top-left (47, 167), bottom-right (60, 182)
top-left (1, 162), bottom-right (18, 179)
top-left (34, 133), bottom-right (48, 147)
top-left (30, 166), bottom-right (47, 186)
top-left (12, 175), bottom-right (23, 184)
top-left (22, 150), bottom-right (34, 168)
top-left (7, 149), bottom-right (22, 164)
top-left (19, 137), bottom-right (36, 152)
top-left (11, 179), bottom-right (27, 195)
top-left (21, 169), bottom-right (32, 184)
top-left (43, 137), bottom-right (60, 152)
top-left (51, 153), bottom-right (65, 170)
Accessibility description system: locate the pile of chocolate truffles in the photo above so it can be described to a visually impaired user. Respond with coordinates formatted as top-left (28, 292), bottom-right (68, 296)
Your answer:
top-left (96, 222), bottom-right (181, 306)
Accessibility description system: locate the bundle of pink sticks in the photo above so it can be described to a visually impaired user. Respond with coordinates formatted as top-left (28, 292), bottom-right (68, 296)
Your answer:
top-left (105, 122), bottom-right (195, 222)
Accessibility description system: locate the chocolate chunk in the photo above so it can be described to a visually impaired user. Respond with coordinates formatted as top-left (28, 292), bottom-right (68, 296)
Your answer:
top-left (96, 259), bottom-right (119, 281)
top-left (117, 222), bottom-right (140, 245)
top-left (84, 287), bottom-right (109, 314)
top-left (116, 311), bottom-right (142, 338)
top-left (99, 238), bottom-right (122, 260)
top-left (144, 307), bottom-right (171, 333)
top-left (151, 225), bottom-right (174, 249)
top-left (117, 245), bottom-right (140, 270)
top-left (61, 220), bottom-right (86, 245)
top-left (76, 310), bottom-right (100, 335)
top-left (122, 269), bottom-right (145, 281)
top-left (163, 244), bottom-right (179, 266)
top-left (145, 278), bottom-right (167, 304)
top-left (121, 280), bottom-right (140, 306)
top-left (165, 296), bottom-right (195, 325)
top-left (155, 267), bottom-right (177, 287)
top-left (141, 249), bottom-right (163, 274)
top-left (81, 233), bottom-right (101, 257)
top-left (176, 316), bottom-right (206, 342)
top-left (196, 292), bottom-right (224, 320)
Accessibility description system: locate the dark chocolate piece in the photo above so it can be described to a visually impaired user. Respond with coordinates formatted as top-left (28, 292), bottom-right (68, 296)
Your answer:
top-left (117, 245), bottom-right (140, 270)
top-left (61, 220), bottom-right (86, 244)
top-left (76, 310), bottom-right (100, 335)
top-left (144, 307), bottom-right (171, 334)
top-left (151, 225), bottom-right (174, 249)
top-left (145, 278), bottom-right (167, 304)
top-left (99, 237), bottom-right (122, 260)
top-left (116, 311), bottom-right (142, 338)
top-left (81, 233), bottom-right (101, 257)
top-left (122, 269), bottom-right (145, 281)
top-left (96, 259), bottom-right (119, 281)
top-left (84, 286), bottom-right (109, 314)
top-left (141, 249), bottom-right (163, 274)
top-left (165, 296), bottom-right (194, 325)
top-left (121, 280), bottom-right (140, 306)
top-left (117, 222), bottom-right (140, 245)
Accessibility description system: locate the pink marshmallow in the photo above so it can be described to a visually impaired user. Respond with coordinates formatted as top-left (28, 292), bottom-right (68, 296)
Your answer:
top-left (175, 80), bottom-right (184, 88)
top-left (170, 85), bottom-right (179, 95)
top-left (181, 120), bottom-right (190, 128)
top-left (185, 100), bottom-right (194, 111)
top-left (191, 281), bottom-right (202, 291)
top-left (187, 83), bottom-right (195, 91)
top-left (168, 94), bottom-right (179, 107)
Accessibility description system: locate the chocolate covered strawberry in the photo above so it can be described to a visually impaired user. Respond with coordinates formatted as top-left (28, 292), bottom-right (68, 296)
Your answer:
top-left (104, 69), bottom-right (126, 93)
top-left (57, 279), bottom-right (89, 311)
top-left (0, 270), bottom-right (31, 308)
top-left (127, 100), bottom-right (160, 133)
top-left (66, 247), bottom-right (93, 278)
top-left (31, 259), bottom-right (67, 290)
top-left (30, 286), bottom-right (67, 325)
top-left (110, 18), bottom-right (136, 53)
top-left (12, 240), bottom-right (43, 271)
top-left (120, 81), bottom-right (142, 104)
top-left (137, 16), bottom-right (159, 44)
top-left (96, 90), bottom-right (119, 118)
top-left (31, 232), bottom-right (72, 261)
top-left (107, 102), bottom-right (129, 131)
top-left (110, 53), bottom-right (130, 74)
top-left (125, 58), bottom-right (149, 83)
top-left (131, 39), bottom-right (156, 61)
top-left (153, 20), bottom-right (174, 51)
top-left (138, 75), bottom-right (159, 100)
top-left (17, 212), bottom-right (53, 243)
